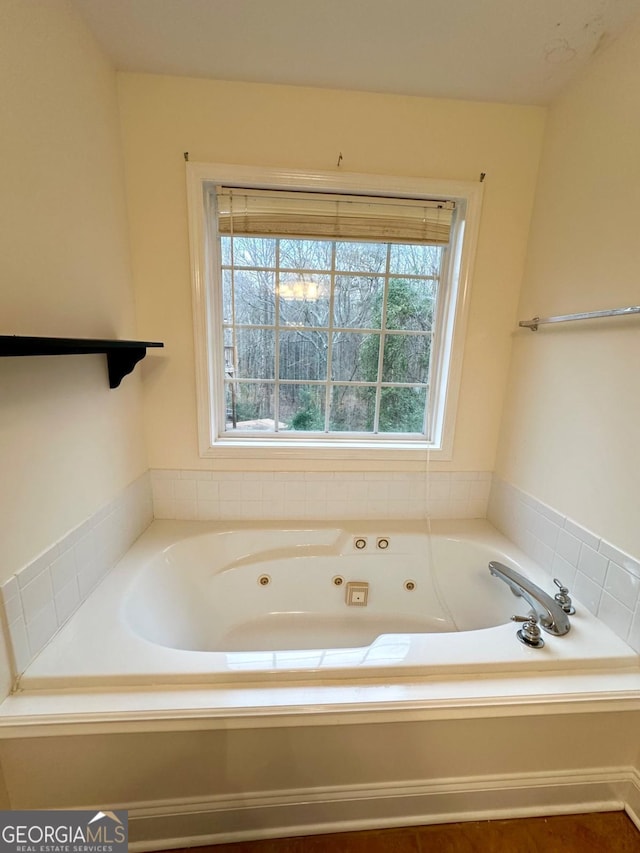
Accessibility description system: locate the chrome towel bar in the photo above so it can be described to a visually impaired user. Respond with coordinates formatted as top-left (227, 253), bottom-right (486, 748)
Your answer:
top-left (519, 305), bottom-right (640, 331)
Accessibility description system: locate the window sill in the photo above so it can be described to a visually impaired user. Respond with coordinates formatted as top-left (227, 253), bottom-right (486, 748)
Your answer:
top-left (201, 438), bottom-right (451, 463)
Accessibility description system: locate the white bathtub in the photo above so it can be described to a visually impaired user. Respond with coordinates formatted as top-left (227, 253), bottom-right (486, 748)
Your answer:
top-left (20, 519), bottom-right (637, 690)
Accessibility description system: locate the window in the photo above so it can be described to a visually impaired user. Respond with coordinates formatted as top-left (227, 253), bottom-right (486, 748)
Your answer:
top-left (187, 165), bottom-right (482, 460)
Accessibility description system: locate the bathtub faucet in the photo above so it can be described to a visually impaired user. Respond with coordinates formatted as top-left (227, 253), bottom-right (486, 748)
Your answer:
top-left (488, 561), bottom-right (571, 637)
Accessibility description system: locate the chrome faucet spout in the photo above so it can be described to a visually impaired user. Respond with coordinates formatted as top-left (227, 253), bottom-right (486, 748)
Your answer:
top-left (488, 560), bottom-right (571, 637)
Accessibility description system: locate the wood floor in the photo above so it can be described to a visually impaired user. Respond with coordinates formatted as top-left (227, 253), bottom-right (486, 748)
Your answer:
top-left (164, 812), bottom-right (640, 851)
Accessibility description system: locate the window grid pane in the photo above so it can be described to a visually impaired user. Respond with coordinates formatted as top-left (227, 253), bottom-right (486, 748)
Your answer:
top-left (220, 235), bottom-right (441, 436)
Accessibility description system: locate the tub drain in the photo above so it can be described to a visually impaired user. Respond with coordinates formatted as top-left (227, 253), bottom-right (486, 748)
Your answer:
top-left (258, 574), bottom-right (271, 586)
top-left (404, 580), bottom-right (416, 591)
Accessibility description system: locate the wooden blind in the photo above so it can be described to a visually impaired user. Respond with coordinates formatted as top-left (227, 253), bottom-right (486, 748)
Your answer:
top-left (216, 187), bottom-right (455, 245)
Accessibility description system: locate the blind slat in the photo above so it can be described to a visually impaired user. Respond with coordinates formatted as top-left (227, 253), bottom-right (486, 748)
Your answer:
top-left (217, 188), bottom-right (454, 245)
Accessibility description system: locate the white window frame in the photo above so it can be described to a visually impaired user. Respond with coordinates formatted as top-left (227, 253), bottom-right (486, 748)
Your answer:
top-left (186, 163), bottom-right (483, 463)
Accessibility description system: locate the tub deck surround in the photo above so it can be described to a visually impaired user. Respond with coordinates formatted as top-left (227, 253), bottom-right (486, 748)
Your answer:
top-left (13, 519), bottom-right (638, 693)
top-left (488, 477), bottom-right (640, 652)
top-left (0, 472), bottom-right (154, 676)
top-left (3, 669), bottom-right (640, 739)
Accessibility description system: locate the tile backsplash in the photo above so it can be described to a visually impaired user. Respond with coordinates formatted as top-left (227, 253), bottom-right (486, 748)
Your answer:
top-left (488, 477), bottom-right (640, 652)
top-left (0, 472), bottom-right (153, 677)
top-left (151, 469), bottom-right (493, 522)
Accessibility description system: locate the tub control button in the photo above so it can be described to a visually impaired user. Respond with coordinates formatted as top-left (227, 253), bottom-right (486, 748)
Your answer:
top-left (376, 537), bottom-right (390, 550)
top-left (354, 537), bottom-right (368, 550)
top-left (346, 581), bottom-right (369, 606)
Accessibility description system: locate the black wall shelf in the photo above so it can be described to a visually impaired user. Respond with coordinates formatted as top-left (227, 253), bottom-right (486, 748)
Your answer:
top-left (0, 336), bottom-right (164, 388)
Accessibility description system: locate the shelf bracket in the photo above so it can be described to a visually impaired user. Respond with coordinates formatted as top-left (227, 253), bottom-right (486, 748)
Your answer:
top-left (106, 346), bottom-right (148, 389)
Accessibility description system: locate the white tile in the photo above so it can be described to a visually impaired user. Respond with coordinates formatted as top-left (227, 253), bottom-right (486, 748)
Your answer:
top-left (577, 544), bottom-right (608, 586)
top-left (550, 553), bottom-right (577, 589)
top-left (16, 547), bottom-right (56, 588)
top-left (467, 498), bottom-right (488, 518)
top-left (597, 592), bottom-right (633, 641)
top-left (604, 562), bottom-right (640, 610)
top-left (599, 541), bottom-right (640, 580)
top-left (220, 481), bottom-right (244, 501)
top-left (344, 499), bottom-right (368, 519)
top-left (217, 501), bottom-right (243, 520)
top-left (8, 617), bottom-right (31, 674)
top-left (573, 572), bottom-right (602, 615)
top-left (2, 592), bottom-right (23, 625)
top-left (196, 479), bottom-right (219, 502)
top-left (238, 501), bottom-right (260, 519)
top-left (519, 530), bottom-right (538, 562)
top-left (305, 481), bottom-right (328, 501)
top-left (152, 496), bottom-right (175, 519)
top-left (174, 499), bottom-right (198, 520)
top-left (285, 482), bottom-right (307, 501)
top-left (48, 551), bottom-right (77, 597)
top-left (261, 482), bottom-right (285, 502)
top-left (564, 519), bottom-right (600, 551)
top-left (426, 501), bottom-right (451, 519)
top-left (365, 501), bottom-right (388, 519)
top-left (427, 481), bottom-right (450, 501)
top-left (468, 480), bottom-right (491, 502)
top-left (449, 499), bottom-right (473, 519)
top-left (80, 562), bottom-right (108, 598)
top-left (366, 482), bottom-right (386, 501)
top-left (518, 491), bottom-right (538, 509)
top-left (555, 529), bottom-right (582, 567)
top-left (20, 570), bottom-right (54, 624)
top-left (174, 479), bottom-right (197, 501)
top-left (241, 480), bottom-right (262, 500)
top-left (151, 478), bottom-right (175, 504)
top-left (532, 513), bottom-right (560, 550)
top-left (54, 578), bottom-right (80, 625)
top-left (386, 500), bottom-right (411, 518)
top-left (0, 577), bottom-right (18, 603)
top-left (535, 502), bottom-right (565, 527)
top-left (25, 602), bottom-right (57, 657)
top-left (450, 471), bottom-right (478, 481)
top-left (305, 501), bottom-right (328, 519)
top-left (628, 608), bottom-right (640, 653)
top-left (197, 500), bottom-right (220, 520)
top-left (450, 481), bottom-right (470, 502)
top-left (261, 501), bottom-right (286, 520)
top-left (520, 503), bottom-right (538, 534)
top-left (532, 539), bottom-right (555, 573)
top-left (73, 531), bottom-right (97, 571)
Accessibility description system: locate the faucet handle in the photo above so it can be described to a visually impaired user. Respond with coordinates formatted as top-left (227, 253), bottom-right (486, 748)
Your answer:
top-left (553, 578), bottom-right (576, 615)
top-left (511, 612), bottom-right (544, 648)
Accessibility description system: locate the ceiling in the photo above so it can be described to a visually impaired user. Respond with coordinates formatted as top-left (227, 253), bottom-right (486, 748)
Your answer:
top-left (72, 0), bottom-right (640, 105)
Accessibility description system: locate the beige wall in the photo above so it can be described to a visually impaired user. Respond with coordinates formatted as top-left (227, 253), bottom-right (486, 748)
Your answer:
top-left (0, 1), bottom-right (147, 580)
top-left (495, 21), bottom-right (640, 559)
top-left (117, 74), bottom-right (545, 472)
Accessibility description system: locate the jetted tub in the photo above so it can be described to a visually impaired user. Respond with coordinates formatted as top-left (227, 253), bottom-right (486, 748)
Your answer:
top-left (20, 519), bottom-right (637, 689)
